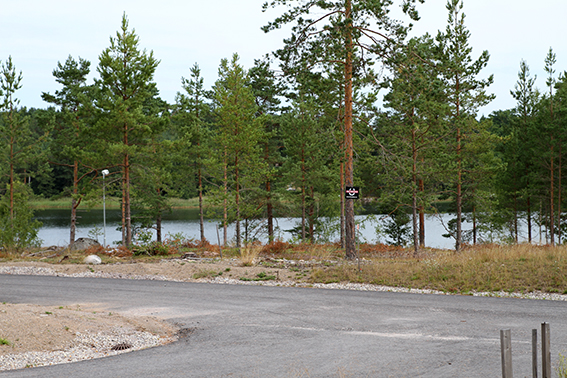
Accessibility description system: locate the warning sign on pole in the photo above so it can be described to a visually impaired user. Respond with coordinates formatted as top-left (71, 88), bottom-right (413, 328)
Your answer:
top-left (345, 187), bottom-right (360, 199)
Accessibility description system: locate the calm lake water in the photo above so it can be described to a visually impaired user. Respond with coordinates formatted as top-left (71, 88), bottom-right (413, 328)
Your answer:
top-left (33, 208), bottom-right (478, 249)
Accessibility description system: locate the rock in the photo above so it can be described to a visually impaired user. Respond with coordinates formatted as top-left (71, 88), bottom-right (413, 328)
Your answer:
top-left (181, 252), bottom-right (199, 260)
top-left (83, 255), bottom-right (102, 265)
top-left (72, 238), bottom-right (100, 251)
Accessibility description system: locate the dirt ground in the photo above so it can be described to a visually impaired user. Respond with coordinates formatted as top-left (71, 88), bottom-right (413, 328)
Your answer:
top-left (0, 257), bottom-right (312, 357)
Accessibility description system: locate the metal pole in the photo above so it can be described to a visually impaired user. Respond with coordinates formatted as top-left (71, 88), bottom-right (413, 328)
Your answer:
top-left (102, 169), bottom-right (109, 247)
top-left (103, 174), bottom-right (106, 247)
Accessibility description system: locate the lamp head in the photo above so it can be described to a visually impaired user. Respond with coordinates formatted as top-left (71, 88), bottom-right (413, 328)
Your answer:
top-left (102, 169), bottom-right (109, 177)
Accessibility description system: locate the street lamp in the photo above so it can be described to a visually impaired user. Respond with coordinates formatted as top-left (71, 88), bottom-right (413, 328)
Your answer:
top-left (102, 169), bottom-right (109, 247)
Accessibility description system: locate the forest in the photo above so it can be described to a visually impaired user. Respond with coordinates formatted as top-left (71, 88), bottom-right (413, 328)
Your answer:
top-left (0, 0), bottom-right (565, 256)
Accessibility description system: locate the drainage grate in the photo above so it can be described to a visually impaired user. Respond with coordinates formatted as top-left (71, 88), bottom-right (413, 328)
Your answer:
top-left (111, 342), bottom-right (133, 351)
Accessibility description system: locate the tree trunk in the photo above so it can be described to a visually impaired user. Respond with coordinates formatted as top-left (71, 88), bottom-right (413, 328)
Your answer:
top-left (9, 137), bottom-right (14, 220)
top-left (223, 149), bottom-right (228, 247)
top-left (156, 210), bottom-right (162, 243)
top-left (125, 153), bottom-right (132, 246)
top-left (412, 127), bottom-right (419, 256)
top-left (267, 181), bottom-right (274, 243)
top-left (235, 156), bottom-right (241, 249)
top-left (198, 166), bottom-right (205, 242)
top-left (558, 144), bottom-right (562, 244)
top-left (527, 194), bottom-right (532, 243)
top-left (419, 177), bottom-right (425, 247)
top-left (550, 141), bottom-right (555, 246)
top-left (69, 161), bottom-right (79, 247)
top-left (265, 143), bottom-right (274, 243)
top-left (456, 125), bottom-right (462, 251)
top-left (309, 186), bottom-right (315, 243)
top-left (344, 0), bottom-right (356, 259)
top-left (340, 162), bottom-right (345, 248)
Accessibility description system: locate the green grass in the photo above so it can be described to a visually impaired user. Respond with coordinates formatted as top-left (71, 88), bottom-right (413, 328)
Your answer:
top-left (30, 196), bottom-right (202, 210)
top-left (240, 272), bottom-right (277, 281)
top-left (0, 338), bottom-right (11, 346)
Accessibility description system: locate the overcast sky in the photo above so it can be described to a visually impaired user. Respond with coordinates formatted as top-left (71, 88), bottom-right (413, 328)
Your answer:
top-left (1, 0), bottom-right (565, 116)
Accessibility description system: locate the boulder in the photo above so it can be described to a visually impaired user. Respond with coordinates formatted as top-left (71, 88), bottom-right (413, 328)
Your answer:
top-left (83, 255), bottom-right (102, 265)
top-left (72, 237), bottom-right (100, 251)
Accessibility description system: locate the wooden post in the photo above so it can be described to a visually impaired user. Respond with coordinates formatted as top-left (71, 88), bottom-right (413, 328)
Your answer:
top-left (216, 224), bottom-right (223, 260)
top-left (501, 329), bottom-right (513, 378)
top-left (542, 323), bottom-right (551, 378)
top-left (532, 329), bottom-right (538, 378)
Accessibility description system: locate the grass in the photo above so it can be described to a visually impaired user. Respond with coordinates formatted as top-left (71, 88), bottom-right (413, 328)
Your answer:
top-left (30, 196), bottom-right (202, 210)
top-left (309, 243), bottom-right (567, 294)
top-left (240, 272), bottom-right (277, 282)
top-left (0, 338), bottom-right (11, 346)
top-left (240, 244), bottom-right (263, 266)
top-left (558, 353), bottom-right (567, 378)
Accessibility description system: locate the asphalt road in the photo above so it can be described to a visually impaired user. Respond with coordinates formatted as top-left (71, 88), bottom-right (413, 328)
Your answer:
top-left (1, 275), bottom-right (567, 377)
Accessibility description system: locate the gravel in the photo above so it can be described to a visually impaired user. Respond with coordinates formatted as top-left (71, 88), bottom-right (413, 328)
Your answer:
top-left (0, 327), bottom-right (172, 372)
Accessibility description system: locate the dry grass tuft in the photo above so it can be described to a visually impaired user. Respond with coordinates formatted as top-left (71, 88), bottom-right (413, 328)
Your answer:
top-left (240, 244), bottom-right (263, 266)
top-left (262, 240), bottom-right (291, 255)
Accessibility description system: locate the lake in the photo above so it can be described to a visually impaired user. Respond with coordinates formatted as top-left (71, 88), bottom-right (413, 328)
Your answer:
top-left (33, 208), bottom-right (484, 249)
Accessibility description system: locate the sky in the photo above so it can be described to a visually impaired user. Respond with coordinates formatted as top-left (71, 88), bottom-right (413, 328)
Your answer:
top-left (1, 0), bottom-right (566, 117)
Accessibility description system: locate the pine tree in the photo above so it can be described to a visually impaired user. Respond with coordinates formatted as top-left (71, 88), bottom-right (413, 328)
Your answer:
top-left (248, 57), bottom-right (284, 243)
top-left (436, 0), bottom-right (494, 251)
top-left (0, 57), bottom-right (44, 251)
top-left (507, 60), bottom-right (539, 243)
top-left (41, 55), bottom-right (94, 247)
top-left (212, 54), bottom-right (264, 248)
top-left (175, 63), bottom-right (211, 242)
top-left (381, 34), bottom-right (447, 254)
top-left (263, 0), bottom-right (424, 258)
top-left (93, 13), bottom-right (161, 247)
top-left (281, 98), bottom-right (339, 242)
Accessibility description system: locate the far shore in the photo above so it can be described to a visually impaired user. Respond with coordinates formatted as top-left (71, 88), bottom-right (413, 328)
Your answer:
top-left (30, 197), bottom-right (201, 210)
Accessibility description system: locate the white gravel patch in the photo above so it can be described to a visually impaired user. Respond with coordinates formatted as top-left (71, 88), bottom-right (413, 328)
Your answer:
top-left (199, 275), bottom-right (567, 301)
top-left (0, 327), bottom-right (173, 372)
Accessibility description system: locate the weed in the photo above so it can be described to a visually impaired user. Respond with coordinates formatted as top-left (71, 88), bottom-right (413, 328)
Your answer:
top-left (557, 353), bottom-right (567, 378)
top-left (240, 272), bottom-right (277, 282)
top-left (193, 270), bottom-right (217, 279)
top-left (45, 311), bottom-right (52, 315)
top-left (0, 338), bottom-right (11, 346)
top-left (133, 241), bottom-right (170, 256)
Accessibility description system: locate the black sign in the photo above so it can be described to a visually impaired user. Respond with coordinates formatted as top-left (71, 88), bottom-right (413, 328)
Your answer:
top-left (345, 186), bottom-right (360, 199)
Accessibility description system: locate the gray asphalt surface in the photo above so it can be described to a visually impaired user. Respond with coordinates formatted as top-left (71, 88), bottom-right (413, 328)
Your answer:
top-left (1, 274), bottom-right (567, 377)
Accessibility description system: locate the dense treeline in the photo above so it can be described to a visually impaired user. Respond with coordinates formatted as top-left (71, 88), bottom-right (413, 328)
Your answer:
top-left (1, 2), bottom-right (566, 254)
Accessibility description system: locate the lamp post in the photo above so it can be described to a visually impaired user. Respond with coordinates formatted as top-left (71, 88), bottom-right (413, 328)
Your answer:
top-left (102, 169), bottom-right (109, 247)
